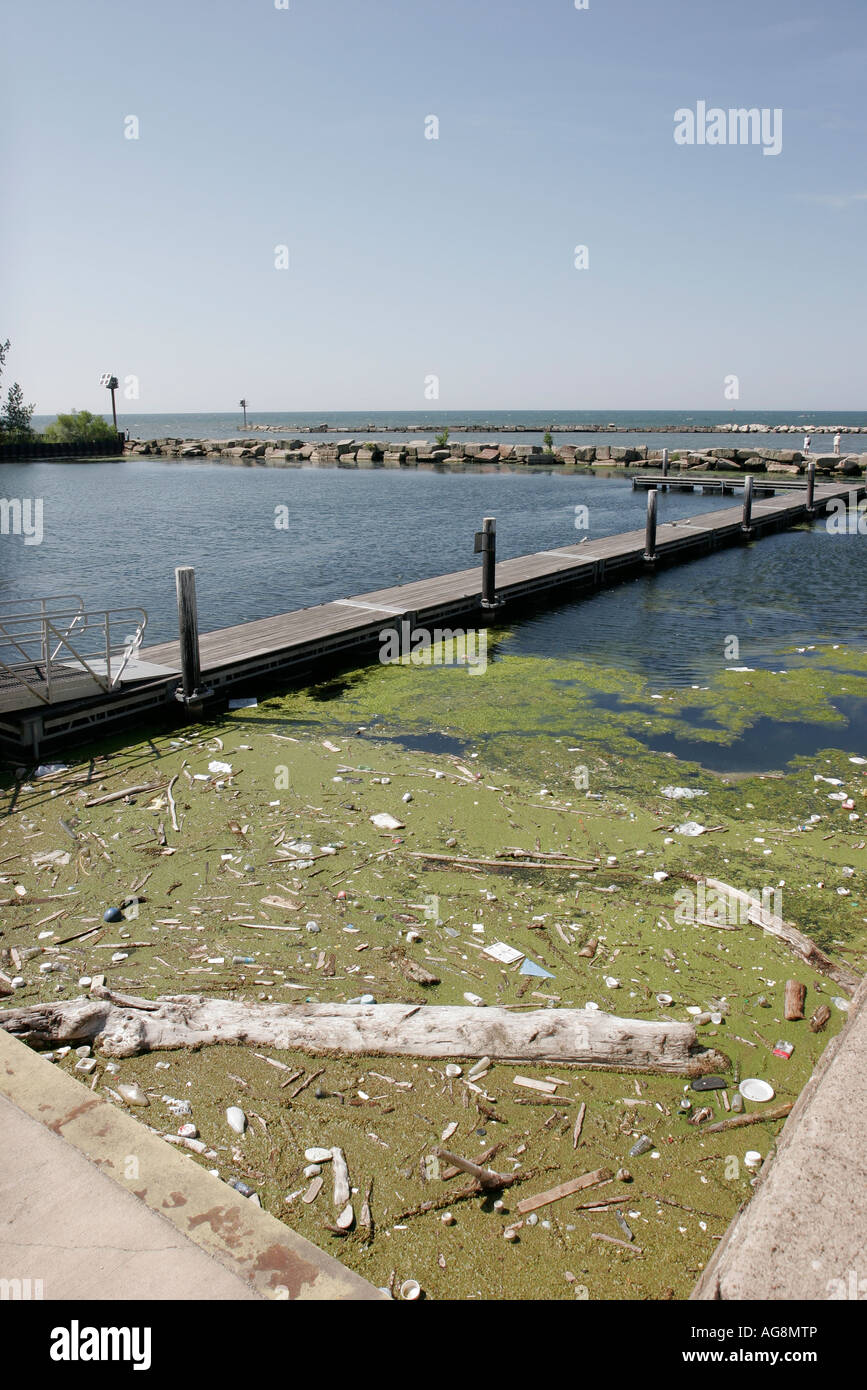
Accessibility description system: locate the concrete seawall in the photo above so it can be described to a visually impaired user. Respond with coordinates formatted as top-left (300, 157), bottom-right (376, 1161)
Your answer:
top-left (691, 976), bottom-right (867, 1301)
top-left (0, 1027), bottom-right (384, 1301)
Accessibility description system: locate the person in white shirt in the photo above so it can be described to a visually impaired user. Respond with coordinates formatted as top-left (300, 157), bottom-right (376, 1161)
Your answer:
top-left (833, 433), bottom-right (842, 455)
top-left (803, 434), bottom-right (811, 455)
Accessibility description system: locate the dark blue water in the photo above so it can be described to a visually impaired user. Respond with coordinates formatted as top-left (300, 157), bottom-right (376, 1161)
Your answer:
top-left (1, 459), bottom-right (864, 692)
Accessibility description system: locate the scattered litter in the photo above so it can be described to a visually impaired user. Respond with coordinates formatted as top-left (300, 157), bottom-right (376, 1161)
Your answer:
top-left (226, 1106), bottom-right (247, 1134)
top-left (400, 1280), bottom-right (421, 1301)
top-left (772, 1040), bottom-right (794, 1060)
top-left (117, 1082), bottom-right (148, 1107)
top-left (674, 822), bottom-right (706, 837)
top-left (629, 1136), bottom-right (653, 1157)
top-left (739, 1079), bottom-right (775, 1103)
top-left (304, 1147), bottom-right (333, 1163)
top-left (463, 992), bottom-right (484, 1006)
top-left (744, 1151), bottom-right (762, 1170)
top-left (34, 763), bottom-right (68, 778)
top-left (519, 958), bottom-right (554, 979)
top-left (481, 941), bottom-right (525, 966)
top-left (208, 761), bottom-right (232, 775)
top-left (370, 813), bottom-right (405, 831)
top-left (661, 787), bottom-right (707, 800)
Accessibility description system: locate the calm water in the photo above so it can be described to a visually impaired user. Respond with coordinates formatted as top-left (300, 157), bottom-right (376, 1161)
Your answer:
top-left (1, 459), bottom-right (865, 691)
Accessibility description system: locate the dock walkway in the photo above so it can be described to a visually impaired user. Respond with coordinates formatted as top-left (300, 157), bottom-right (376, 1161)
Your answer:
top-left (1, 479), bottom-right (862, 757)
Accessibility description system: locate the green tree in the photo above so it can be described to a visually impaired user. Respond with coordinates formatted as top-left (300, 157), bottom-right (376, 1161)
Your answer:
top-left (436, 427), bottom-right (450, 448)
top-left (43, 410), bottom-right (117, 443)
top-left (543, 430), bottom-right (554, 452)
top-left (0, 338), bottom-right (35, 440)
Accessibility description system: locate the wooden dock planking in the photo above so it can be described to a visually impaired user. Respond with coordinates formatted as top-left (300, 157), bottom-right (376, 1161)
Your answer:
top-left (2, 479), bottom-right (862, 755)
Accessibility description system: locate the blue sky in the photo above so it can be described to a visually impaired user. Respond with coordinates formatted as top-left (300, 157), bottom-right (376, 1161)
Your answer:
top-left (3, 0), bottom-right (866, 413)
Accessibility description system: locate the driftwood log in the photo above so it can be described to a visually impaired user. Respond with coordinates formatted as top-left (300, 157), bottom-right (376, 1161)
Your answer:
top-left (0, 991), bottom-right (728, 1075)
top-left (700, 878), bottom-right (861, 995)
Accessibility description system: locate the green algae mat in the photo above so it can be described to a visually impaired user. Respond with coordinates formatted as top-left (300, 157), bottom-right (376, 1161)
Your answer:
top-left (1, 643), bottom-right (865, 1300)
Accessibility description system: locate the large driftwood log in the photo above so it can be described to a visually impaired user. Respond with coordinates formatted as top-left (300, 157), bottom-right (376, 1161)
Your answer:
top-left (0, 992), bottom-right (727, 1075)
top-left (700, 877), bottom-right (861, 995)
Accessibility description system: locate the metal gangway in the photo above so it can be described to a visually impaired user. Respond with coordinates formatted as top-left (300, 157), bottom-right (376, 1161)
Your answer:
top-left (0, 595), bottom-right (148, 711)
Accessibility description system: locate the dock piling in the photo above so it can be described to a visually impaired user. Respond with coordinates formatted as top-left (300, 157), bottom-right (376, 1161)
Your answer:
top-left (661, 448), bottom-right (669, 477)
top-left (741, 476), bottom-right (754, 535)
top-left (175, 566), bottom-right (209, 704)
top-left (805, 461), bottom-right (815, 514)
top-left (476, 516), bottom-right (499, 609)
top-left (644, 488), bottom-right (658, 562)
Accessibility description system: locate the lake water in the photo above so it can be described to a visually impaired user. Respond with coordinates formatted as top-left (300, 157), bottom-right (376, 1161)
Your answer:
top-left (30, 407), bottom-right (867, 455)
top-left (2, 459), bottom-right (865, 694)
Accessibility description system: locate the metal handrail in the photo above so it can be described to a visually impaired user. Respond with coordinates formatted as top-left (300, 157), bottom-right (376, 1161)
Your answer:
top-left (0, 607), bottom-right (148, 705)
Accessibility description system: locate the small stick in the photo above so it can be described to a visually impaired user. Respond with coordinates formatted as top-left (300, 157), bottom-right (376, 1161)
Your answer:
top-left (591, 1233), bottom-right (643, 1253)
top-left (84, 783), bottom-right (163, 807)
top-left (572, 1101), bottom-right (586, 1149)
top-left (290, 1067), bottom-right (325, 1099)
top-left (166, 774), bottom-right (180, 832)
top-left (436, 1148), bottom-right (515, 1190)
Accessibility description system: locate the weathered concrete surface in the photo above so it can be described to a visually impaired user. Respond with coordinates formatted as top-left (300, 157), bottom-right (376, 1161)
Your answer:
top-left (692, 978), bottom-right (867, 1300)
top-left (0, 1029), bottom-right (384, 1300)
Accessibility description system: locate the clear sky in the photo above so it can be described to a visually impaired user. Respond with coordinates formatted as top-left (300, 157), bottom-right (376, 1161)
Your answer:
top-left (3, 0), bottom-right (866, 413)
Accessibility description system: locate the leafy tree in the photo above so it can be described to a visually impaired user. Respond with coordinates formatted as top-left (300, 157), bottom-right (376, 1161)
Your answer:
top-left (42, 410), bottom-right (117, 443)
top-left (435, 427), bottom-right (450, 447)
top-left (0, 338), bottom-right (35, 440)
top-left (543, 430), bottom-right (554, 452)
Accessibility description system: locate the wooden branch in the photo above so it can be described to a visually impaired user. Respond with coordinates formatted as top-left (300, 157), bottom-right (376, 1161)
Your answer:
top-left (704, 1102), bottom-right (793, 1134)
top-left (516, 1168), bottom-right (612, 1215)
top-left (0, 994), bottom-right (727, 1074)
top-left (699, 878), bottom-right (861, 994)
top-left (784, 980), bottom-right (806, 1021)
top-left (406, 851), bottom-right (597, 872)
top-left (435, 1149), bottom-right (515, 1191)
top-left (572, 1101), bottom-right (586, 1149)
top-left (166, 774), bottom-right (180, 833)
top-left (84, 783), bottom-right (163, 807)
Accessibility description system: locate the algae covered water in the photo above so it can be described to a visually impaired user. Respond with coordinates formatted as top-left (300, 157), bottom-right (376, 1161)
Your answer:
top-left (2, 458), bottom-right (866, 1301)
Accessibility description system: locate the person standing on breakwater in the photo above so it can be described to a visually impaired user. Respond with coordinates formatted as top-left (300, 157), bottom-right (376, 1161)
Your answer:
top-left (803, 432), bottom-right (811, 455)
top-left (834, 432), bottom-right (842, 455)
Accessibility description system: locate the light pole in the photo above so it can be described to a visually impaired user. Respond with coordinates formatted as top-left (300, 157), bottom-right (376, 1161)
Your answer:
top-left (239, 398), bottom-right (248, 429)
top-left (100, 373), bottom-right (119, 431)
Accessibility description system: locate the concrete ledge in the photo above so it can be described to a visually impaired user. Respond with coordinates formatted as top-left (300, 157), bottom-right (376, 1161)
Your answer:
top-left (691, 977), bottom-right (867, 1300)
top-left (0, 1029), bottom-right (383, 1301)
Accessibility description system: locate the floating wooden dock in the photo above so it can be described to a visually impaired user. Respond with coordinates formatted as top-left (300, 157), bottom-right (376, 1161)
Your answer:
top-left (631, 474), bottom-right (811, 494)
top-left (0, 478), bottom-right (862, 758)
